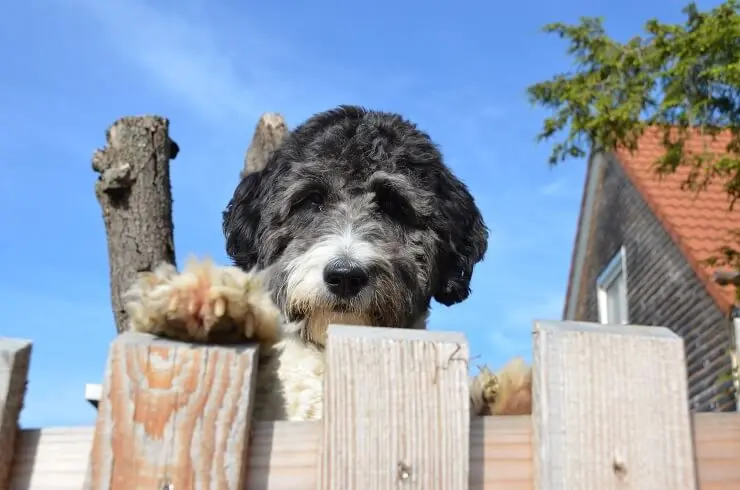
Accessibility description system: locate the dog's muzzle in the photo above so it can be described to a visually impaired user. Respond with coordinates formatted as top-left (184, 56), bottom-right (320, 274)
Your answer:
top-left (322, 258), bottom-right (369, 298)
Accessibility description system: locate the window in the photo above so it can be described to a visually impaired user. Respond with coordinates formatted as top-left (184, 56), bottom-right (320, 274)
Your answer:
top-left (596, 246), bottom-right (629, 325)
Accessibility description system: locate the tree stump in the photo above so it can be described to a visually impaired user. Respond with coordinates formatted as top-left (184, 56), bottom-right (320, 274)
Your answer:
top-left (92, 116), bottom-right (179, 333)
top-left (241, 112), bottom-right (288, 178)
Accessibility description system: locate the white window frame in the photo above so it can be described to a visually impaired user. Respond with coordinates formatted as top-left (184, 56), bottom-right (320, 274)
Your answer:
top-left (596, 246), bottom-right (629, 325)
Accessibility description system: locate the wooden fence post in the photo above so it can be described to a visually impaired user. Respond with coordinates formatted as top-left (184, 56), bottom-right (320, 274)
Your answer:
top-left (83, 332), bottom-right (260, 490)
top-left (532, 320), bottom-right (698, 490)
top-left (0, 337), bottom-right (32, 490)
top-left (318, 325), bottom-right (470, 490)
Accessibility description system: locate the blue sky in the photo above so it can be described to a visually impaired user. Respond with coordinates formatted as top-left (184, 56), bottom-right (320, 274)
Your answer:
top-left (1, 0), bottom-right (717, 428)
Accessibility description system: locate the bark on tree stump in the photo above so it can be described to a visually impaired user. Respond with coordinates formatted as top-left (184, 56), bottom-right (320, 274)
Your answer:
top-left (92, 116), bottom-right (179, 334)
top-left (241, 112), bottom-right (288, 178)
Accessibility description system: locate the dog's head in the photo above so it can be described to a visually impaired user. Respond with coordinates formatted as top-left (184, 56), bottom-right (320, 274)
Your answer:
top-left (223, 105), bottom-right (488, 342)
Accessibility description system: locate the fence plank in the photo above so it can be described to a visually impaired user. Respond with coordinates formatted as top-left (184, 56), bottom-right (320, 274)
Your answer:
top-left (532, 320), bottom-right (698, 490)
top-left (318, 325), bottom-right (470, 490)
top-left (0, 337), bottom-right (32, 490)
top-left (83, 332), bottom-right (259, 490)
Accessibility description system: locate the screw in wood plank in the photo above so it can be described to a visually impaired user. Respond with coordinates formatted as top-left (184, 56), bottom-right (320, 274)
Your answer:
top-left (159, 477), bottom-right (174, 490)
top-left (397, 462), bottom-right (412, 481)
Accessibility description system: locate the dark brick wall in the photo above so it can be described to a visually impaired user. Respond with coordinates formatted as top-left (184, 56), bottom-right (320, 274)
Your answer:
top-left (575, 153), bottom-right (735, 412)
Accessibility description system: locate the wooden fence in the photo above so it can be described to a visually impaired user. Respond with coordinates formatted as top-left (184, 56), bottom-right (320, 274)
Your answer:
top-left (2, 320), bottom-right (740, 489)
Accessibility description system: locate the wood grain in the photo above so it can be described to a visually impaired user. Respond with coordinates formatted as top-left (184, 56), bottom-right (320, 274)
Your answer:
top-left (532, 320), bottom-right (698, 490)
top-left (318, 325), bottom-right (471, 490)
top-left (0, 337), bottom-right (32, 490)
top-left (694, 412), bottom-right (740, 490)
top-left (11, 414), bottom-right (740, 489)
top-left (83, 332), bottom-right (259, 490)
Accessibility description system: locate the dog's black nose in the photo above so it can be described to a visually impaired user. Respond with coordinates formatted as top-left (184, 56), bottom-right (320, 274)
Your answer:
top-left (323, 259), bottom-right (369, 298)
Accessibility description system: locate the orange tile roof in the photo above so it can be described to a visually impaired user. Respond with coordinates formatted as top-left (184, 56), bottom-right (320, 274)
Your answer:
top-left (614, 127), bottom-right (740, 314)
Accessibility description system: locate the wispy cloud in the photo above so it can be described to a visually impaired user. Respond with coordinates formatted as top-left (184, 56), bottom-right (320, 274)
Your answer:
top-left (70, 0), bottom-right (518, 196)
top-left (68, 0), bottom-right (517, 227)
top-left (69, 0), bottom-right (425, 130)
top-left (70, 0), bottom-right (284, 125)
top-left (539, 178), bottom-right (568, 197)
top-left (537, 175), bottom-right (585, 200)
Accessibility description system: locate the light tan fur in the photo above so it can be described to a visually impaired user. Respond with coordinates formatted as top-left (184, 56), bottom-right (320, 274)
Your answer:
top-left (470, 358), bottom-right (532, 415)
top-left (123, 256), bottom-right (532, 420)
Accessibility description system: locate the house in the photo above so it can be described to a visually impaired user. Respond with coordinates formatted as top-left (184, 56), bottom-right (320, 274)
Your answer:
top-left (563, 127), bottom-right (740, 412)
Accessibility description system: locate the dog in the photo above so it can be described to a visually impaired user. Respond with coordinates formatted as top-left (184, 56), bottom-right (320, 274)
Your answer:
top-left (123, 105), bottom-right (532, 420)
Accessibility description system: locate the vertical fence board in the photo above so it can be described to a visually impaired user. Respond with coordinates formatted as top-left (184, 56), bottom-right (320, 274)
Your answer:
top-left (83, 332), bottom-right (259, 490)
top-left (0, 337), bottom-right (32, 490)
top-left (532, 320), bottom-right (698, 490)
top-left (318, 325), bottom-right (470, 490)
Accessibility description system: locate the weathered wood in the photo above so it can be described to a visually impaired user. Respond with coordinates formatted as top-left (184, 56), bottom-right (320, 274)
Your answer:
top-left (0, 337), bottom-right (32, 490)
top-left (92, 115), bottom-right (179, 333)
top-left (532, 320), bottom-right (697, 490)
top-left (83, 332), bottom-right (259, 490)
top-left (241, 112), bottom-right (288, 178)
top-left (318, 325), bottom-right (470, 490)
top-left (11, 413), bottom-right (740, 489)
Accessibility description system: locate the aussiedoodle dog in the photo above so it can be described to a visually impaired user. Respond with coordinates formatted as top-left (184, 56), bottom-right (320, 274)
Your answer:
top-left (123, 105), bottom-right (532, 421)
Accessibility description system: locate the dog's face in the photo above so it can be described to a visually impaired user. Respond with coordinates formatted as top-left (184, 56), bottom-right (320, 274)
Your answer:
top-left (223, 106), bottom-right (488, 342)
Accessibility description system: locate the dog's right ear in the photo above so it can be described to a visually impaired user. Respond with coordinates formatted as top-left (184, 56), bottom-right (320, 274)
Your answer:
top-left (223, 170), bottom-right (264, 270)
top-left (431, 176), bottom-right (489, 307)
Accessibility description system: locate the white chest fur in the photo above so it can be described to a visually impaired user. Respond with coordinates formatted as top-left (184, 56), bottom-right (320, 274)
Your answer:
top-left (252, 335), bottom-right (326, 421)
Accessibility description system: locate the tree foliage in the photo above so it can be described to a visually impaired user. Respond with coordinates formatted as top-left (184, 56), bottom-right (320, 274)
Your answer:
top-left (527, 0), bottom-right (740, 270)
top-left (528, 0), bottom-right (739, 193)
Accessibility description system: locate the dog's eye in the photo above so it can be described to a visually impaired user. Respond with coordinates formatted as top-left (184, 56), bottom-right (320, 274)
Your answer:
top-left (375, 194), bottom-right (416, 226)
top-left (302, 191), bottom-right (325, 211)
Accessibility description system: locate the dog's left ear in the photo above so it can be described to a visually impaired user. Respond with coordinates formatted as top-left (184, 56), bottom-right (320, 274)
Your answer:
top-left (222, 170), bottom-right (265, 270)
top-left (432, 177), bottom-right (488, 306)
